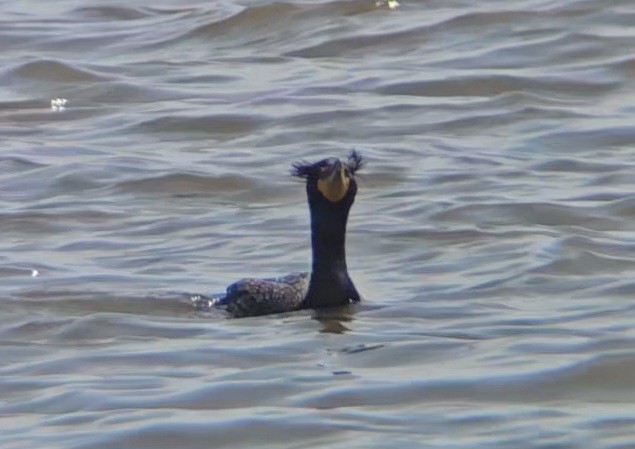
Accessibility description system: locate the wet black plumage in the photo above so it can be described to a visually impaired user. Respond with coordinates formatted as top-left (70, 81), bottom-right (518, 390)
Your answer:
top-left (213, 151), bottom-right (363, 318)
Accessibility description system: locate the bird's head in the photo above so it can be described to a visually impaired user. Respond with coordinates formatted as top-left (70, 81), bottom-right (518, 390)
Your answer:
top-left (291, 150), bottom-right (363, 207)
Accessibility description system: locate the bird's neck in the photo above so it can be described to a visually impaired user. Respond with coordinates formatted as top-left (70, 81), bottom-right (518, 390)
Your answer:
top-left (309, 206), bottom-right (349, 274)
top-left (304, 202), bottom-right (357, 308)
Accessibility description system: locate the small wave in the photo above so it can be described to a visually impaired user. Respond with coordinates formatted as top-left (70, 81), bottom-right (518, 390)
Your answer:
top-left (430, 201), bottom-right (620, 230)
top-left (114, 173), bottom-right (257, 196)
top-left (136, 114), bottom-right (267, 135)
top-left (0, 210), bottom-right (127, 234)
top-left (600, 197), bottom-right (635, 218)
top-left (376, 74), bottom-right (615, 98)
top-left (75, 81), bottom-right (190, 104)
top-left (529, 125), bottom-right (635, 152)
top-left (3, 60), bottom-right (110, 83)
top-left (0, 156), bottom-right (47, 174)
top-left (532, 158), bottom-right (627, 173)
top-left (183, 3), bottom-right (300, 40)
top-left (291, 352), bottom-right (635, 409)
top-left (530, 251), bottom-right (635, 276)
top-left (597, 280), bottom-right (635, 297)
top-left (72, 6), bottom-right (152, 21)
top-left (159, 1), bottom-right (377, 52)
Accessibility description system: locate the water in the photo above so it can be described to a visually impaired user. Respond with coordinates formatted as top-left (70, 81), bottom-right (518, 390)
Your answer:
top-left (2, 0), bottom-right (635, 447)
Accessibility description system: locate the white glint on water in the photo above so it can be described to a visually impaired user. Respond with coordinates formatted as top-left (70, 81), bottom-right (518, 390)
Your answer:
top-left (376, 0), bottom-right (400, 9)
top-left (51, 98), bottom-right (67, 111)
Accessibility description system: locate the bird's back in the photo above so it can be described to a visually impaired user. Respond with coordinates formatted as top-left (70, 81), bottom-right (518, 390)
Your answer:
top-left (219, 272), bottom-right (309, 317)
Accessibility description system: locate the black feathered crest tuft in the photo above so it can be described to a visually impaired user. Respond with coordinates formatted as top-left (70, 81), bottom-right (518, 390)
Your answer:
top-left (347, 149), bottom-right (364, 174)
top-left (290, 159), bottom-right (313, 179)
top-left (291, 150), bottom-right (363, 178)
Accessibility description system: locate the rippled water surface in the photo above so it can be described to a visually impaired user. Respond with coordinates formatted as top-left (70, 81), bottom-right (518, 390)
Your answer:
top-left (2, 0), bottom-right (635, 447)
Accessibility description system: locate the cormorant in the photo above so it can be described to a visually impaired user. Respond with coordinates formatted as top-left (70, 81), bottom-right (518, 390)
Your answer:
top-left (211, 150), bottom-right (364, 318)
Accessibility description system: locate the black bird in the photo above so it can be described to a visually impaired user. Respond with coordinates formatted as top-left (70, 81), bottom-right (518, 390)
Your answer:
top-left (211, 150), bottom-right (364, 318)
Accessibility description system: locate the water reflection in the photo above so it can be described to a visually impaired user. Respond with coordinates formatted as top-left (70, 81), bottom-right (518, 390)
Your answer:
top-left (312, 305), bottom-right (356, 333)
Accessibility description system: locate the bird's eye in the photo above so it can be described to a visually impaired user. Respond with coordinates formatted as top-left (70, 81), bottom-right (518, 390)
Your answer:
top-left (344, 168), bottom-right (351, 177)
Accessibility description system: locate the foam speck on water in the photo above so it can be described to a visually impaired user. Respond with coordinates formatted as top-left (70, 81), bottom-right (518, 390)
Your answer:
top-left (376, 0), bottom-right (400, 9)
top-left (50, 98), bottom-right (67, 111)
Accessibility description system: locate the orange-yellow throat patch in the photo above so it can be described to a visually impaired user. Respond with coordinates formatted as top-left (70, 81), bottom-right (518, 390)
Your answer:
top-left (317, 169), bottom-right (350, 202)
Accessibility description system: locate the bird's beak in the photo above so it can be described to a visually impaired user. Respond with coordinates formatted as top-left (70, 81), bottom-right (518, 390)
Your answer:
top-left (317, 160), bottom-right (350, 202)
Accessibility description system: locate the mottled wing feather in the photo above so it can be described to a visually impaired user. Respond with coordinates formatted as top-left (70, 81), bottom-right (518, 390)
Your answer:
top-left (223, 272), bottom-right (309, 318)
